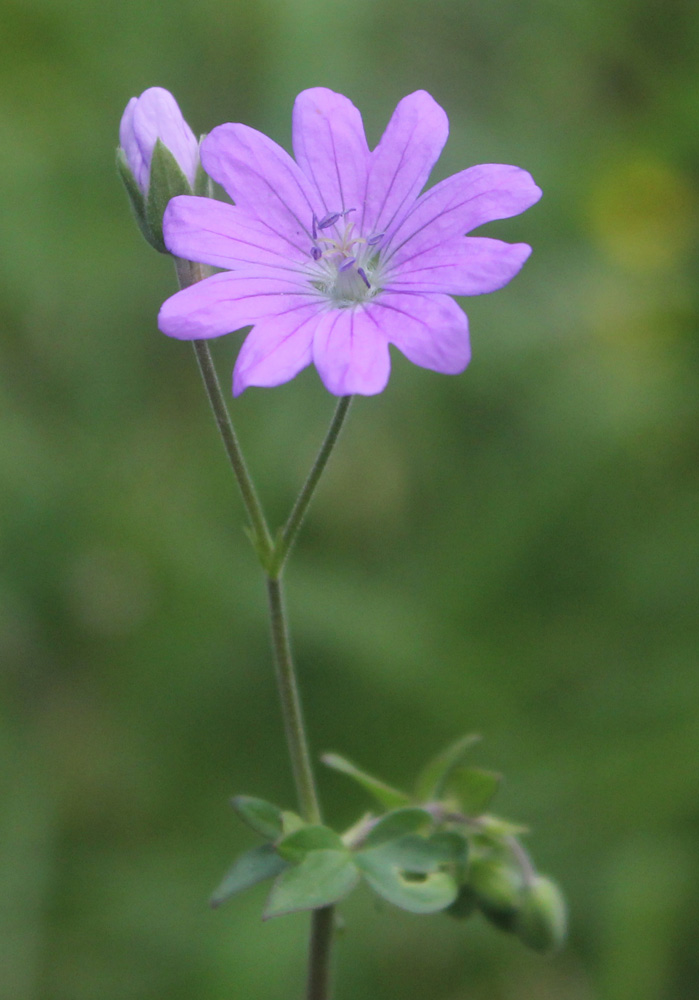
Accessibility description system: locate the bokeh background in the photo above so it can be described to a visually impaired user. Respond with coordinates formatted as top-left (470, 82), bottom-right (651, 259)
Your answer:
top-left (1, 0), bottom-right (698, 997)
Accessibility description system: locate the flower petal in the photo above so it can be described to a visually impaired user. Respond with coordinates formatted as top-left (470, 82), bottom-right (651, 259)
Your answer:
top-left (385, 237), bottom-right (532, 295)
top-left (370, 291), bottom-right (470, 374)
top-left (384, 164), bottom-right (542, 262)
top-left (131, 87), bottom-right (199, 188)
top-left (201, 124), bottom-right (319, 252)
top-left (312, 307), bottom-right (391, 396)
top-left (233, 303), bottom-right (321, 395)
top-left (163, 196), bottom-right (307, 271)
top-left (362, 91), bottom-right (449, 238)
top-left (158, 271), bottom-right (318, 340)
top-left (119, 98), bottom-right (147, 190)
top-left (292, 88), bottom-right (370, 217)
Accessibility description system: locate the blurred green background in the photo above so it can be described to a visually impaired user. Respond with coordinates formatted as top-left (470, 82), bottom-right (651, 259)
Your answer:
top-left (1, 0), bottom-right (698, 997)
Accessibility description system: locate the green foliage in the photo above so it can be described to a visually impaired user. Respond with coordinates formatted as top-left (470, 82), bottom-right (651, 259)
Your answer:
top-left (231, 796), bottom-right (284, 840)
top-left (264, 849), bottom-right (359, 918)
top-left (321, 753), bottom-right (411, 809)
top-left (210, 844), bottom-right (288, 908)
top-left (414, 734), bottom-right (481, 802)
top-left (217, 737), bottom-right (566, 952)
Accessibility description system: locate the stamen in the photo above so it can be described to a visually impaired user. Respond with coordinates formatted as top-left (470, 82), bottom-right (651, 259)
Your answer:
top-left (339, 257), bottom-right (356, 271)
top-left (357, 267), bottom-right (371, 289)
top-left (311, 245), bottom-right (322, 261)
top-left (366, 233), bottom-right (385, 246)
top-left (312, 213), bottom-right (318, 240)
top-left (318, 212), bottom-right (341, 230)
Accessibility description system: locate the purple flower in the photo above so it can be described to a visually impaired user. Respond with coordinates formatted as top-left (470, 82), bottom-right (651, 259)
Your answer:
top-left (119, 87), bottom-right (199, 195)
top-left (158, 89), bottom-right (541, 396)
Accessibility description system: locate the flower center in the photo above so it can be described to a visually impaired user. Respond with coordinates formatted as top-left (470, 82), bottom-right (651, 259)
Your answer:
top-left (308, 210), bottom-right (384, 306)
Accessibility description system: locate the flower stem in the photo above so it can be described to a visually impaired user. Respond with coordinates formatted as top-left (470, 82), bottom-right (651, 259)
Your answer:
top-left (174, 259), bottom-right (273, 562)
top-left (270, 395), bottom-right (352, 578)
top-left (307, 907), bottom-right (335, 1000)
top-left (266, 575), bottom-right (321, 825)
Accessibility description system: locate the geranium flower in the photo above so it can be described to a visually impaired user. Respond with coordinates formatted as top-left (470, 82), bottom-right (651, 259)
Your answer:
top-left (158, 88), bottom-right (541, 396)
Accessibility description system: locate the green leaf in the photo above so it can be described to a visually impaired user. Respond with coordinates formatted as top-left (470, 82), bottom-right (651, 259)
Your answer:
top-left (277, 825), bottom-right (345, 864)
top-left (360, 831), bottom-right (467, 875)
top-left (281, 811), bottom-right (305, 835)
top-left (321, 753), bottom-right (410, 810)
top-left (356, 848), bottom-right (458, 914)
top-left (210, 844), bottom-right (288, 908)
top-left (264, 849), bottom-right (359, 918)
top-left (445, 766), bottom-right (502, 816)
top-left (231, 796), bottom-right (284, 840)
top-left (361, 808), bottom-right (433, 848)
top-left (414, 734), bottom-right (481, 802)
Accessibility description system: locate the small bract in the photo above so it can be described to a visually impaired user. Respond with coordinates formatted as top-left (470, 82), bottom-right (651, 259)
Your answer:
top-left (158, 88), bottom-right (542, 396)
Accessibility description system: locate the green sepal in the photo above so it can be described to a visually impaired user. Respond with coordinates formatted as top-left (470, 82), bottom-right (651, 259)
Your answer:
top-left (355, 843), bottom-right (458, 914)
top-left (193, 148), bottom-right (212, 197)
top-left (361, 808), bottom-right (433, 848)
top-left (321, 753), bottom-right (410, 810)
top-left (445, 766), bottom-right (502, 816)
top-left (515, 876), bottom-right (567, 954)
top-left (146, 138), bottom-right (193, 253)
top-left (264, 849), bottom-right (359, 919)
top-left (210, 843), bottom-right (288, 908)
top-left (277, 824), bottom-right (345, 864)
top-left (469, 856), bottom-right (523, 932)
top-left (231, 796), bottom-right (284, 840)
top-left (116, 147), bottom-right (151, 245)
top-left (414, 734), bottom-right (481, 802)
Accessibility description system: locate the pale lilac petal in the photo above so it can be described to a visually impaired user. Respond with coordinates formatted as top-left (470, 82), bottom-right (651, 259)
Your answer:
top-left (119, 98), bottom-right (148, 190)
top-left (292, 88), bottom-right (370, 216)
top-left (233, 303), bottom-right (321, 395)
top-left (370, 292), bottom-right (471, 374)
top-left (201, 124), bottom-right (319, 250)
top-left (131, 88), bottom-right (199, 188)
top-left (385, 237), bottom-right (532, 295)
top-left (384, 164), bottom-right (542, 262)
top-left (158, 271), bottom-right (318, 340)
top-left (312, 308), bottom-right (391, 396)
top-left (362, 91), bottom-right (449, 238)
top-left (163, 196), bottom-right (306, 271)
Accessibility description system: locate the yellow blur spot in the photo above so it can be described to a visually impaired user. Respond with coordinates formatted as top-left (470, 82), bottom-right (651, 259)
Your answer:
top-left (588, 157), bottom-right (696, 272)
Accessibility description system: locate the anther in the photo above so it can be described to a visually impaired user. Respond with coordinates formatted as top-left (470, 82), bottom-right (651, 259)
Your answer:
top-left (357, 267), bottom-right (371, 289)
top-left (311, 245), bottom-right (322, 261)
top-left (318, 212), bottom-right (341, 230)
top-left (366, 233), bottom-right (385, 246)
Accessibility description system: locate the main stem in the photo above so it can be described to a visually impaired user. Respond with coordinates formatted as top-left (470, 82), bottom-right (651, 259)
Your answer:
top-left (266, 575), bottom-right (321, 825)
top-left (174, 256), bottom-right (343, 999)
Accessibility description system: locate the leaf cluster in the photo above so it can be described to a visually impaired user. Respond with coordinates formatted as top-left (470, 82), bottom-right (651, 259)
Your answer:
top-left (211, 737), bottom-right (566, 954)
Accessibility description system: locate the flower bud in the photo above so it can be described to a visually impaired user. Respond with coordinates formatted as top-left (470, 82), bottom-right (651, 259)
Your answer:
top-left (469, 856), bottom-right (523, 932)
top-left (515, 875), bottom-right (567, 954)
top-left (117, 87), bottom-right (206, 252)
